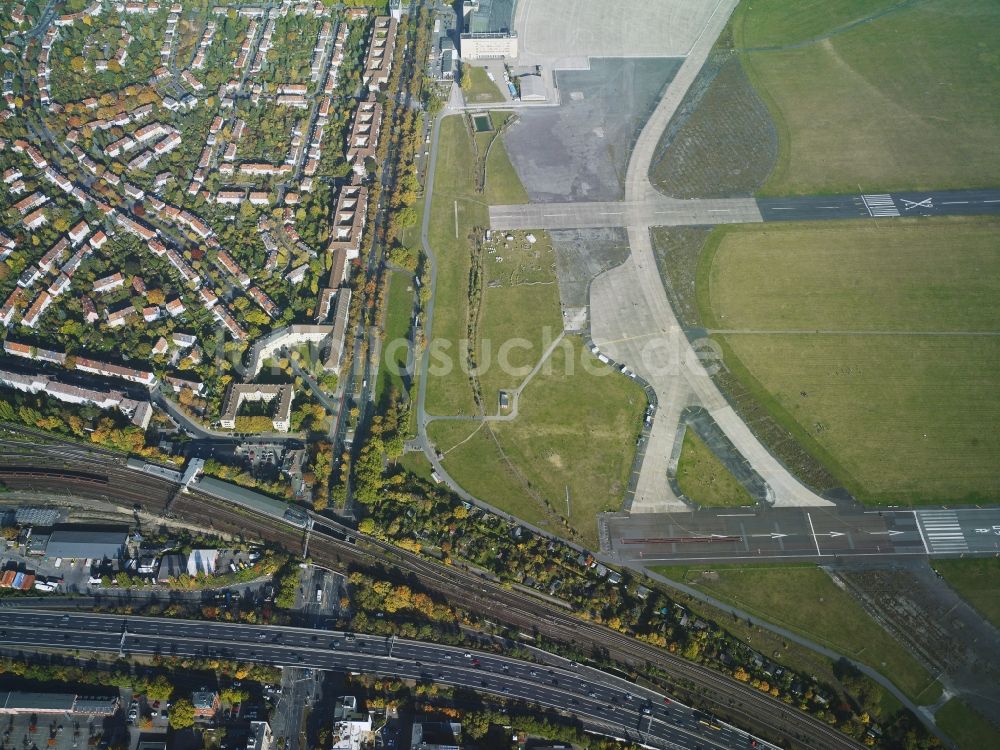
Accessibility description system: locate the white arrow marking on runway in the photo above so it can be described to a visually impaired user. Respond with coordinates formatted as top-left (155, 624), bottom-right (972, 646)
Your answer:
top-left (748, 532), bottom-right (789, 540)
top-left (866, 530), bottom-right (905, 536)
top-left (816, 531), bottom-right (846, 538)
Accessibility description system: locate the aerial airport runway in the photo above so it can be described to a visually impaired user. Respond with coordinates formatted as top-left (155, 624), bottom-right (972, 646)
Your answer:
top-left (489, 188), bottom-right (1000, 230)
top-left (603, 507), bottom-right (1000, 564)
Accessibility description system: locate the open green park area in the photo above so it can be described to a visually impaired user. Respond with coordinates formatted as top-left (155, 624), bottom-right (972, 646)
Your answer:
top-left (675, 430), bottom-right (753, 507)
top-left (935, 697), bottom-right (1000, 750)
top-left (429, 337), bottom-right (645, 548)
top-left (655, 564), bottom-right (941, 705)
top-left (733, 0), bottom-right (1000, 194)
top-left (375, 270), bottom-right (415, 406)
top-left (698, 218), bottom-right (1000, 504)
top-left (421, 113), bottom-right (646, 545)
top-left (933, 558), bottom-right (1000, 629)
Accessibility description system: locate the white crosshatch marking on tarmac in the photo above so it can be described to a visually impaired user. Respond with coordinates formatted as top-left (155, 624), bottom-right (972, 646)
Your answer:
top-left (901, 197), bottom-right (933, 210)
top-left (863, 194), bottom-right (901, 217)
top-left (916, 510), bottom-right (969, 553)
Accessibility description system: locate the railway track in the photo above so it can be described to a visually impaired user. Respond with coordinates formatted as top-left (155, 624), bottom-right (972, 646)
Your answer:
top-left (173, 491), bottom-right (859, 750)
top-left (0, 433), bottom-right (861, 749)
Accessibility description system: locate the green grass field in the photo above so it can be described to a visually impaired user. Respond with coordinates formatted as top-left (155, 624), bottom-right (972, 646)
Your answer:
top-left (425, 115), bottom-right (489, 416)
top-left (429, 337), bottom-right (646, 548)
top-left (375, 271), bottom-right (415, 405)
top-left (397, 450), bottom-right (435, 484)
top-left (476, 231), bottom-right (562, 403)
top-left (933, 558), bottom-right (1000, 629)
top-left (464, 66), bottom-right (505, 104)
top-left (734, 0), bottom-right (1000, 193)
top-left (698, 218), bottom-right (1000, 504)
top-left (655, 564), bottom-right (941, 704)
top-left (425, 114), bottom-right (532, 416)
top-left (935, 698), bottom-right (1000, 750)
top-left (675, 430), bottom-right (754, 507)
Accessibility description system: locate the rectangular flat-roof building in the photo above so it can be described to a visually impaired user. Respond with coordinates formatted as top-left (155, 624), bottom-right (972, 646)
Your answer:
top-left (45, 527), bottom-right (128, 560)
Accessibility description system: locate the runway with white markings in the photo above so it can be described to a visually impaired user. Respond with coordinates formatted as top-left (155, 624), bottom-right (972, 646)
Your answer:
top-left (603, 506), bottom-right (1000, 564)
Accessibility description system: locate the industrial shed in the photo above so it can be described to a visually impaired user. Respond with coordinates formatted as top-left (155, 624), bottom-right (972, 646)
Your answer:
top-left (44, 527), bottom-right (128, 561)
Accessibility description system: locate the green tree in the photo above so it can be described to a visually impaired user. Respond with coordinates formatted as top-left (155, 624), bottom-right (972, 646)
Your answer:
top-left (168, 698), bottom-right (195, 730)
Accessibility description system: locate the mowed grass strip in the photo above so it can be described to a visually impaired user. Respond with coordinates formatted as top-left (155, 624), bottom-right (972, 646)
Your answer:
top-left (935, 698), bottom-right (1000, 750)
top-left (375, 270), bottom-right (415, 405)
top-left (699, 219), bottom-right (1000, 504)
top-left (430, 337), bottom-right (646, 548)
top-left (675, 430), bottom-right (754, 508)
top-left (425, 114), bottom-right (531, 416)
top-left (933, 558), bottom-right (1000, 630)
top-left (425, 115), bottom-right (489, 416)
top-left (655, 564), bottom-right (941, 704)
top-left (736, 0), bottom-right (1000, 193)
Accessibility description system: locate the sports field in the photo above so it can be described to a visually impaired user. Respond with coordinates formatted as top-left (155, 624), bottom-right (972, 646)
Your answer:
top-left (933, 558), bottom-right (1000, 629)
top-left (734, 0), bottom-right (1000, 194)
top-left (698, 218), bottom-right (1000, 504)
top-left (656, 564), bottom-right (941, 704)
top-left (675, 430), bottom-right (753, 508)
top-left (429, 337), bottom-right (646, 547)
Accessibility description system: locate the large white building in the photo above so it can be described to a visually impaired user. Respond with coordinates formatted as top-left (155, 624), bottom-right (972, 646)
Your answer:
top-left (331, 697), bottom-right (371, 750)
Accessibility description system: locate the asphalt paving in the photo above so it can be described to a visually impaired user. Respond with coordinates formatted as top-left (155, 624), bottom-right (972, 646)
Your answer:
top-left (0, 609), bottom-right (773, 750)
top-left (757, 188), bottom-right (1000, 222)
top-left (603, 506), bottom-right (1000, 564)
top-left (489, 188), bottom-right (1000, 231)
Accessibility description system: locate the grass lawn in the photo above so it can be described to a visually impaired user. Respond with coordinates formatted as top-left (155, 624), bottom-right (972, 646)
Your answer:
top-left (397, 450), bottom-right (435, 484)
top-left (933, 558), bottom-right (1000, 629)
top-left (375, 270), bottom-right (414, 406)
top-left (425, 114), bottom-right (530, 416)
top-left (464, 66), bottom-right (505, 104)
top-left (734, 0), bottom-right (1000, 193)
top-left (655, 564), bottom-right (942, 704)
top-left (935, 698), bottom-right (1000, 750)
top-left (476, 231), bottom-right (562, 402)
top-left (425, 115), bottom-right (487, 416)
top-left (675, 430), bottom-right (754, 507)
top-left (430, 337), bottom-right (647, 548)
top-left (698, 218), bottom-right (1000, 504)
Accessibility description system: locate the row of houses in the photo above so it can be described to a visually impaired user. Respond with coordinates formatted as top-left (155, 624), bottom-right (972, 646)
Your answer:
top-left (0, 366), bottom-right (153, 429)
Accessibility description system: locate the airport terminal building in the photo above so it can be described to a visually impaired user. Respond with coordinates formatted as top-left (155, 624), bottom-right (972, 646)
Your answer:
top-left (460, 0), bottom-right (517, 60)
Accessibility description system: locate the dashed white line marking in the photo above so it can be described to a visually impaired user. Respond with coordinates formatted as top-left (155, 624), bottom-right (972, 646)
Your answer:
top-left (942, 201), bottom-right (969, 205)
top-left (983, 199), bottom-right (1000, 203)
top-left (771, 207), bottom-right (795, 211)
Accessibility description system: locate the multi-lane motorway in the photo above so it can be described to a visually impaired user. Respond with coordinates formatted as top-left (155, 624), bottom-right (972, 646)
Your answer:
top-left (604, 507), bottom-right (1000, 564)
top-left (0, 609), bottom-right (768, 750)
top-left (0, 435), bottom-right (867, 749)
